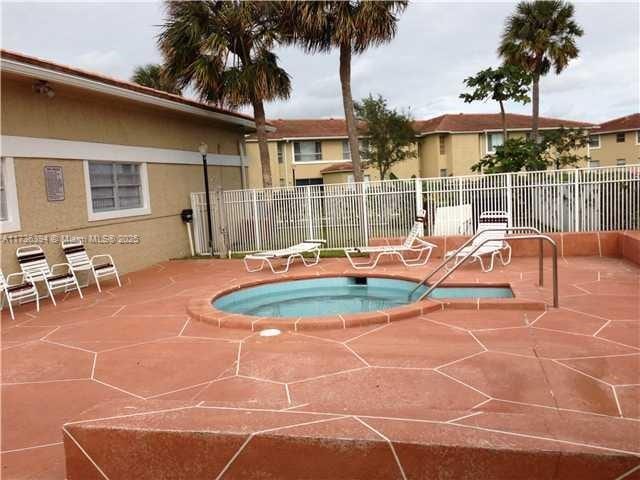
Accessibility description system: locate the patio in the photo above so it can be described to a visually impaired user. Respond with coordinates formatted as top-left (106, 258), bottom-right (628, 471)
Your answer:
top-left (1, 248), bottom-right (639, 479)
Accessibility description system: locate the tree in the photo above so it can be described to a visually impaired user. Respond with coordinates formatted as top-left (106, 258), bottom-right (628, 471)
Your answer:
top-left (540, 127), bottom-right (590, 169)
top-left (460, 64), bottom-right (531, 140)
top-left (471, 128), bottom-right (589, 173)
top-left (159, 1), bottom-right (291, 188)
top-left (131, 63), bottom-right (182, 95)
top-left (354, 94), bottom-right (415, 180)
top-left (280, 1), bottom-right (407, 182)
top-left (499, 0), bottom-right (584, 142)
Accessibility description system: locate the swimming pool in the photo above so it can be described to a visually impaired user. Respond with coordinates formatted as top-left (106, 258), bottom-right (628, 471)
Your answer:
top-left (213, 276), bottom-right (513, 318)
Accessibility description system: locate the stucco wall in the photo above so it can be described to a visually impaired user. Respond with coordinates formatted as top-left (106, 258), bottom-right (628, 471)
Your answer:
top-left (0, 158), bottom-right (242, 274)
top-left (590, 132), bottom-right (640, 166)
top-left (1, 72), bottom-right (248, 274)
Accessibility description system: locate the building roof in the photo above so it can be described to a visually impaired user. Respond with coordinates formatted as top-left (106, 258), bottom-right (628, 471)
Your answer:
top-left (0, 49), bottom-right (257, 130)
top-left (412, 113), bottom-right (595, 135)
top-left (596, 113), bottom-right (640, 134)
top-left (248, 113), bottom-right (594, 141)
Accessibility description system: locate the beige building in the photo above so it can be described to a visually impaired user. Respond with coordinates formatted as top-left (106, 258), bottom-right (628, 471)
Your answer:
top-left (587, 113), bottom-right (640, 167)
top-left (1, 50), bottom-right (256, 274)
top-left (246, 114), bottom-right (594, 187)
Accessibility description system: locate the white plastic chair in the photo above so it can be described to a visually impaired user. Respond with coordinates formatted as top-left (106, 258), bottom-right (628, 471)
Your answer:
top-left (244, 239), bottom-right (326, 274)
top-left (444, 211), bottom-right (512, 272)
top-left (16, 245), bottom-right (83, 305)
top-left (0, 270), bottom-right (39, 320)
top-left (61, 239), bottom-right (121, 292)
top-left (344, 211), bottom-right (437, 269)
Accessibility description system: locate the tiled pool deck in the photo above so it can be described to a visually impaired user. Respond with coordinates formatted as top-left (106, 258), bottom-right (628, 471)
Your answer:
top-left (1, 251), bottom-right (639, 478)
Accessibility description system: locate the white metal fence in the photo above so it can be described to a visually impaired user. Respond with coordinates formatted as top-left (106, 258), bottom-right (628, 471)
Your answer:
top-left (191, 164), bottom-right (640, 255)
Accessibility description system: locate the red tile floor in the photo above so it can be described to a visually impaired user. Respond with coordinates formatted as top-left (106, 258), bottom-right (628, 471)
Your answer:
top-left (1, 255), bottom-right (639, 479)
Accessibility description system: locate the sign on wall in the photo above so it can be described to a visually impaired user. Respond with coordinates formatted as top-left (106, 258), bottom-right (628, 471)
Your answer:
top-left (44, 166), bottom-right (65, 201)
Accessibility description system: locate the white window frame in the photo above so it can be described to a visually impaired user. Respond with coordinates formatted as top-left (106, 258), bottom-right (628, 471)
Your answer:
top-left (293, 141), bottom-right (323, 164)
top-left (0, 157), bottom-right (21, 233)
top-left (588, 134), bottom-right (601, 150)
top-left (486, 132), bottom-right (504, 154)
top-left (616, 159), bottom-right (626, 166)
top-left (347, 174), bottom-right (371, 183)
top-left (342, 139), bottom-right (371, 161)
top-left (636, 131), bottom-right (640, 145)
top-left (83, 160), bottom-right (151, 222)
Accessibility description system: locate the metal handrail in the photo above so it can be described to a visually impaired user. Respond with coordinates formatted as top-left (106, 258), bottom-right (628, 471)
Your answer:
top-left (409, 226), bottom-right (543, 299)
top-left (409, 229), bottom-right (559, 308)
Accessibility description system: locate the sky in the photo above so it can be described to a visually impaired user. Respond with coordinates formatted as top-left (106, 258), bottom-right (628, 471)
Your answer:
top-left (2, 1), bottom-right (638, 124)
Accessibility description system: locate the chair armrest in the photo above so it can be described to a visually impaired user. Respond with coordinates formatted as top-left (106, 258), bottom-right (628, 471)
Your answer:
top-left (90, 254), bottom-right (115, 265)
top-left (413, 237), bottom-right (437, 248)
top-left (5, 272), bottom-right (29, 286)
top-left (50, 262), bottom-right (72, 274)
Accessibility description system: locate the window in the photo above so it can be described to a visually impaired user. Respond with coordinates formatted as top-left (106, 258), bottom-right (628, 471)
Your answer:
top-left (342, 139), bottom-right (370, 160)
top-left (616, 159), bottom-right (626, 166)
top-left (636, 131), bottom-right (640, 144)
top-left (588, 159), bottom-right (600, 168)
top-left (588, 135), bottom-right (601, 149)
top-left (295, 178), bottom-right (323, 187)
top-left (279, 178), bottom-right (286, 186)
top-left (293, 141), bottom-right (322, 163)
top-left (439, 135), bottom-right (446, 155)
top-left (439, 168), bottom-right (448, 177)
top-left (277, 142), bottom-right (284, 164)
top-left (487, 132), bottom-right (504, 154)
top-left (85, 161), bottom-right (150, 221)
top-left (0, 157), bottom-right (21, 232)
top-left (616, 132), bottom-right (626, 143)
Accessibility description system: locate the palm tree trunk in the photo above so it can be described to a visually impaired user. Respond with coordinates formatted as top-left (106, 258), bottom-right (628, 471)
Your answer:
top-left (339, 42), bottom-right (363, 183)
top-left (499, 100), bottom-right (507, 141)
top-left (252, 99), bottom-right (273, 188)
top-left (531, 74), bottom-right (540, 143)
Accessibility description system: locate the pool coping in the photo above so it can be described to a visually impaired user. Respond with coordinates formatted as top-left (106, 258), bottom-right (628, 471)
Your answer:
top-left (186, 272), bottom-right (546, 331)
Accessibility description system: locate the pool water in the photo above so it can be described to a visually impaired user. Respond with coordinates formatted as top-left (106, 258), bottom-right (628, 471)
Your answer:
top-left (213, 277), bottom-right (513, 318)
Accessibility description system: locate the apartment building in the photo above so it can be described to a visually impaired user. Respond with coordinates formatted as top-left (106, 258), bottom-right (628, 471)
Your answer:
top-left (245, 114), bottom-right (594, 187)
top-left (587, 113), bottom-right (640, 167)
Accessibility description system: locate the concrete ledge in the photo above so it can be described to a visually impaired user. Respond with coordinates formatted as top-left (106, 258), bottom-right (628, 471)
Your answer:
top-left (64, 400), bottom-right (640, 480)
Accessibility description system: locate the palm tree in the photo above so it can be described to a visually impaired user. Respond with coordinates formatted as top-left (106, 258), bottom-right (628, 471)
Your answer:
top-left (281, 1), bottom-right (407, 182)
top-left (159, 1), bottom-right (291, 188)
top-left (131, 63), bottom-right (181, 95)
top-left (499, 0), bottom-right (583, 142)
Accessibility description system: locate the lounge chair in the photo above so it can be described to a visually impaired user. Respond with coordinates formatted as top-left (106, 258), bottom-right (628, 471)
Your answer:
top-left (344, 212), bottom-right (437, 269)
top-left (0, 270), bottom-right (39, 319)
top-left (244, 239), bottom-right (326, 274)
top-left (61, 239), bottom-right (121, 292)
top-left (16, 245), bottom-right (83, 305)
top-left (444, 211), bottom-right (512, 273)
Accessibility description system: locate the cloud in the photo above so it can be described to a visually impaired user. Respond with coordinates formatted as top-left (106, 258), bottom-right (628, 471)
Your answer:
top-left (1, 1), bottom-right (637, 123)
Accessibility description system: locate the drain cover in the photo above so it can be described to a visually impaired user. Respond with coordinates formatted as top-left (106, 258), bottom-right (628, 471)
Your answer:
top-left (259, 328), bottom-right (282, 337)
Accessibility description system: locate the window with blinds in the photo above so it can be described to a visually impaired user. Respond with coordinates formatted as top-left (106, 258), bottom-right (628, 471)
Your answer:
top-left (88, 162), bottom-right (143, 212)
top-left (293, 141), bottom-right (322, 162)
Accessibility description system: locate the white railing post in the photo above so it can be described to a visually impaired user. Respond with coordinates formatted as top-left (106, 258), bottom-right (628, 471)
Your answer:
top-left (573, 169), bottom-right (580, 232)
top-left (362, 182), bottom-right (369, 246)
top-left (415, 177), bottom-right (424, 236)
top-left (306, 185), bottom-right (314, 239)
top-left (252, 189), bottom-right (261, 250)
top-left (506, 173), bottom-right (513, 227)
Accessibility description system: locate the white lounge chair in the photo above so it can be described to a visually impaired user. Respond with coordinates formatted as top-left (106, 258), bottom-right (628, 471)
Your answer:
top-left (344, 212), bottom-right (437, 269)
top-left (244, 239), bottom-right (326, 274)
top-left (0, 270), bottom-right (39, 320)
top-left (444, 211), bottom-right (512, 273)
top-left (16, 245), bottom-right (83, 305)
top-left (61, 239), bottom-right (121, 292)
